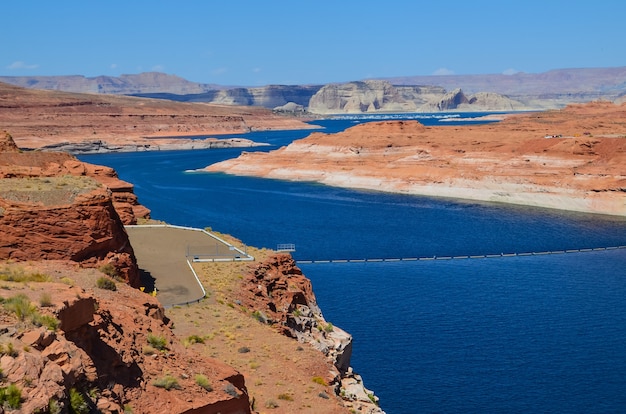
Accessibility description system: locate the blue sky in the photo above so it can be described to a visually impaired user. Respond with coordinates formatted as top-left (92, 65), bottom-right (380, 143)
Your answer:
top-left (2, 1), bottom-right (624, 86)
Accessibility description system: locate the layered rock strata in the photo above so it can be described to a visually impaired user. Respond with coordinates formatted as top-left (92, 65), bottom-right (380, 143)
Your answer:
top-left (239, 253), bottom-right (384, 413)
top-left (204, 102), bottom-right (626, 216)
top-left (0, 81), bottom-right (315, 150)
top-left (0, 131), bottom-right (149, 284)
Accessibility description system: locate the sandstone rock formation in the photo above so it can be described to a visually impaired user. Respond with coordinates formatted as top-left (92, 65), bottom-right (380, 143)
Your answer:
top-left (308, 81), bottom-right (525, 114)
top-left (238, 253), bottom-right (383, 413)
top-left (0, 261), bottom-right (252, 414)
top-left (308, 80), bottom-right (419, 114)
top-left (418, 88), bottom-right (524, 112)
top-left (0, 130), bottom-right (151, 284)
top-left (204, 102), bottom-right (626, 216)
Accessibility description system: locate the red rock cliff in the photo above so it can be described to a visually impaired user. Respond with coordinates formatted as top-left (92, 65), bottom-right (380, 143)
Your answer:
top-left (0, 130), bottom-right (150, 285)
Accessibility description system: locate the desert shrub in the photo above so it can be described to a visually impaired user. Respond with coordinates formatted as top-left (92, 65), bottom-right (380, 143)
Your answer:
top-left (0, 267), bottom-right (49, 283)
top-left (278, 393), bottom-right (293, 401)
top-left (251, 310), bottom-right (267, 323)
top-left (153, 375), bottom-right (181, 391)
top-left (39, 292), bottom-right (52, 307)
top-left (32, 313), bottom-right (59, 331)
top-left (98, 263), bottom-right (118, 278)
top-left (0, 342), bottom-right (18, 358)
top-left (184, 334), bottom-right (205, 346)
top-left (147, 333), bottom-right (167, 350)
top-left (96, 276), bottom-right (117, 291)
top-left (3, 294), bottom-right (36, 321)
top-left (237, 346), bottom-right (250, 354)
top-left (194, 374), bottom-right (213, 391)
top-left (312, 376), bottom-right (328, 386)
top-left (60, 277), bottom-right (75, 286)
top-left (69, 388), bottom-right (88, 414)
top-left (0, 383), bottom-right (22, 409)
top-left (368, 393), bottom-right (379, 405)
top-left (48, 399), bottom-right (62, 414)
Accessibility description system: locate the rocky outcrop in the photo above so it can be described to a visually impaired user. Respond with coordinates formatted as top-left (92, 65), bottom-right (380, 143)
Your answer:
top-left (308, 82), bottom-right (525, 114)
top-left (308, 80), bottom-right (417, 114)
top-left (239, 253), bottom-right (384, 413)
top-left (0, 135), bottom-right (153, 284)
top-left (418, 88), bottom-right (524, 111)
top-left (273, 101), bottom-right (306, 113)
top-left (0, 131), bottom-right (19, 152)
top-left (0, 184), bottom-right (140, 285)
top-left (0, 264), bottom-right (252, 413)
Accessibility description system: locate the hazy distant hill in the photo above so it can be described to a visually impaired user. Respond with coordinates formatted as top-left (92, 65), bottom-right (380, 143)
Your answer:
top-left (2, 67), bottom-right (626, 113)
top-left (0, 72), bottom-right (225, 95)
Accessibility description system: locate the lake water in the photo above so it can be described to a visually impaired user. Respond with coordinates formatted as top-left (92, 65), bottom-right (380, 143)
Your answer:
top-left (80, 114), bottom-right (626, 413)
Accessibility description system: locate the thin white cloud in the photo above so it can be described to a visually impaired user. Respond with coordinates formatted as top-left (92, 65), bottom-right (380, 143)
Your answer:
top-left (433, 67), bottom-right (454, 76)
top-left (252, 67), bottom-right (262, 73)
top-left (502, 68), bottom-right (519, 75)
top-left (212, 67), bottom-right (228, 76)
top-left (151, 64), bottom-right (165, 72)
top-left (6, 60), bottom-right (39, 70)
top-left (110, 63), bottom-right (118, 69)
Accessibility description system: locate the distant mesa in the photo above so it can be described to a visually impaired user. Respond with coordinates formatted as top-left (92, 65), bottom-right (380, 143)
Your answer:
top-left (2, 66), bottom-right (626, 113)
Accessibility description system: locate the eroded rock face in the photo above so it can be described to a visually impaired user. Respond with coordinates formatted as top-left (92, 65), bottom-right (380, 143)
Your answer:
top-left (0, 146), bottom-right (151, 284)
top-left (308, 81), bottom-right (525, 114)
top-left (0, 268), bottom-right (252, 414)
top-left (239, 253), bottom-right (383, 414)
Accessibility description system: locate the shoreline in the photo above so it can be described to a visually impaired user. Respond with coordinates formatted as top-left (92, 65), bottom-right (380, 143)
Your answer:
top-left (31, 136), bottom-right (270, 154)
top-left (195, 165), bottom-right (626, 218)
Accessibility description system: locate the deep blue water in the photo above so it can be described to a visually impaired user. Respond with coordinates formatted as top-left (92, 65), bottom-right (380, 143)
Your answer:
top-left (80, 114), bottom-right (626, 413)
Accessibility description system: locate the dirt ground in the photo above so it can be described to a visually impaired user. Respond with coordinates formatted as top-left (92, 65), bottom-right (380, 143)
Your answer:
top-left (165, 238), bottom-right (349, 414)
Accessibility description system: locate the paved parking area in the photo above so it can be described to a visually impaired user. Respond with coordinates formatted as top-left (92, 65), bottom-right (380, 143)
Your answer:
top-left (125, 225), bottom-right (251, 307)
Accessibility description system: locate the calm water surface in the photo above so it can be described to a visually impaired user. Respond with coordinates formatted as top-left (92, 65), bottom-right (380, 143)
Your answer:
top-left (80, 114), bottom-right (626, 413)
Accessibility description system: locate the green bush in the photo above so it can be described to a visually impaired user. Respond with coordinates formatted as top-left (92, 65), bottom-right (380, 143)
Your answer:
top-left (3, 294), bottom-right (36, 321)
top-left (96, 276), bottom-right (117, 291)
top-left (153, 375), bottom-right (181, 390)
top-left (147, 333), bottom-right (167, 351)
top-left (195, 374), bottom-right (213, 391)
top-left (69, 388), bottom-right (88, 414)
top-left (32, 313), bottom-right (59, 331)
top-left (0, 383), bottom-right (22, 409)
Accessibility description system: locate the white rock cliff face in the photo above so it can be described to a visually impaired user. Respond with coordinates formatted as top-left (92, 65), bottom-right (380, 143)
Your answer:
top-left (308, 81), bottom-right (527, 114)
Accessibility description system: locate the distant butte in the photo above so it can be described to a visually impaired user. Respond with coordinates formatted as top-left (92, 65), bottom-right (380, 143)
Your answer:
top-left (204, 102), bottom-right (626, 216)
